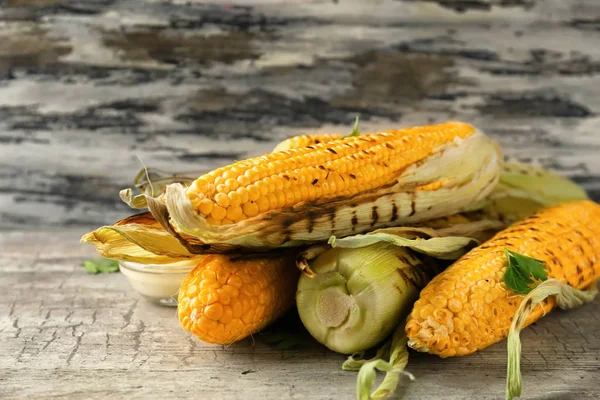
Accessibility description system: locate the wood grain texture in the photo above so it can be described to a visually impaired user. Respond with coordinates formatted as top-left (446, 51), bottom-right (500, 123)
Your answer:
top-left (1, 0), bottom-right (600, 228)
top-left (1, 230), bottom-right (599, 400)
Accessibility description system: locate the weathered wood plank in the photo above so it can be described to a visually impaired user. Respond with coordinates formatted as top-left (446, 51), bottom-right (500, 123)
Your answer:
top-left (1, 230), bottom-right (599, 399)
top-left (1, 0), bottom-right (600, 228)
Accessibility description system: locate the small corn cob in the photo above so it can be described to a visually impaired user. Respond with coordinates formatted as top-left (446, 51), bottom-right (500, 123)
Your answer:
top-left (157, 121), bottom-right (502, 251)
top-left (273, 133), bottom-right (343, 152)
top-left (405, 200), bottom-right (600, 357)
top-left (178, 253), bottom-right (300, 344)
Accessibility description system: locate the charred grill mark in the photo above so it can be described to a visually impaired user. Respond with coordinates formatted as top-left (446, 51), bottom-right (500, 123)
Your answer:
top-left (349, 174), bottom-right (356, 179)
top-left (391, 203), bottom-right (398, 222)
top-left (409, 193), bottom-right (417, 217)
top-left (319, 165), bottom-right (326, 170)
top-left (306, 210), bottom-right (319, 234)
top-left (396, 267), bottom-right (420, 292)
top-left (314, 140), bottom-right (321, 144)
top-left (306, 145), bottom-right (315, 149)
top-left (576, 265), bottom-right (583, 275)
top-left (282, 229), bottom-right (292, 244)
top-left (581, 233), bottom-right (594, 250)
top-left (371, 206), bottom-right (379, 227)
top-left (282, 217), bottom-right (295, 228)
top-left (312, 179), bottom-right (319, 185)
top-left (327, 148), bottom-right (338, 155)
top-left (329, 212), bottom-right (336, 230)
top-left (546, 248), bottom-right (560, 267)
top-left (283, 175), bottom-right (291, 180)
top-left (351, 211), bottom-right (358, 231)
top-left (385, 143), bottom-right (395, 150)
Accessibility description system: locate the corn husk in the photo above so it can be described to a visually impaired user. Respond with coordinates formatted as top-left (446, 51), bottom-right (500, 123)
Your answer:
top-left (296, 225), bottom-right (489, 354)
top-left (80, 212), bottom-right (196, 264)
top-left (474, 161), bottom-right (589, 223)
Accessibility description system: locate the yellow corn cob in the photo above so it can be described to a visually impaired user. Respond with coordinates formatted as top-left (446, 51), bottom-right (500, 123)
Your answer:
top-left (405, 200), bottom-right (600, 357)
top-left (178, 253), bottom-right (300, 344)
top-left (273, 133), bottom-right (343, 152)
top-left (157, 121), bottom-right (502, 251)
top-left (186, 121), bottom-right (476, 224)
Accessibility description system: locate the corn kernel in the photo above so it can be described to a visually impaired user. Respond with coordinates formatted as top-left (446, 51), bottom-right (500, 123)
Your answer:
top-left (215, 193), bottom-right (230, 208)
top-left (256, 196), bottom-right (270, 213)
top-left (198, 199), bottom-right (214, 215)
top-left (243, 202), bottom-right (259, 218)
top-left (211, 205), bottom-right (227, 220)
top-left (236, 187), bottom-right (249, 204)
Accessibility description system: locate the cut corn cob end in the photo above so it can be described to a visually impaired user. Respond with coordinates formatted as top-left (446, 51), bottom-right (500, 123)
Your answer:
top-left (178, 253), bottom-right (300, 344)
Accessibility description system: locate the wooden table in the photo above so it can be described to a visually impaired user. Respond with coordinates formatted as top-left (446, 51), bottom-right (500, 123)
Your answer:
top-left (1, 1), bottom-right (599, 399)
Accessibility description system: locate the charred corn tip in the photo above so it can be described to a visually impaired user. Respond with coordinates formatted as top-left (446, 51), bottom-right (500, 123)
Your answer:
top-left (178, 254), bottom-right (300, 344)
top-left (185, 121), bottom-right (476, 225)
top-left (405, 200), bottom-right (600, 358)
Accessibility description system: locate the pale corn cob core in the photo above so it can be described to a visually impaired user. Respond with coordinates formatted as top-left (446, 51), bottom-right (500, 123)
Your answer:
top-left (405, 200), bottom-right (600, 358)
top-left (185, 121), bottom-right (476, 225)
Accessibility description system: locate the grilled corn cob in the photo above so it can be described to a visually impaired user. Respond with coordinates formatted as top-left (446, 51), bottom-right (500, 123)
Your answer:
top-left (154, 121), bottom-right (502, 251)
top-left (178, 253), bottom-right (300, 344)
top-left (405, 200), bottom-right (600, 357)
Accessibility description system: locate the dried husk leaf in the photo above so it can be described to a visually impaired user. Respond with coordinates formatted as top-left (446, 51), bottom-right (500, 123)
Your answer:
top-left (80, 212), bottom-right (197, 264)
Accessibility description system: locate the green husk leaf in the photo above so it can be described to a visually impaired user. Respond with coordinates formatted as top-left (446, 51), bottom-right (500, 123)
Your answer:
top-left (506, 279), bottom-right (598, 400)
top-left (343, 342), bottom-right (391, 371)
top-left (504, 249), bottom-right (548, 294)
top-left (499, 162), bottom-right (588, 204)
top-left (480, 161), bottom-right (589, 223)
top-left (356, 327), bottom-right (414, 400)
top-left (328, 233), bottom-right (478, 260)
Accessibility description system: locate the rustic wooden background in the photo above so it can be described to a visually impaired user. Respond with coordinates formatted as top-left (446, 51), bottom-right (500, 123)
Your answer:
top-left (1, 0), bottom-right (599, 399)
